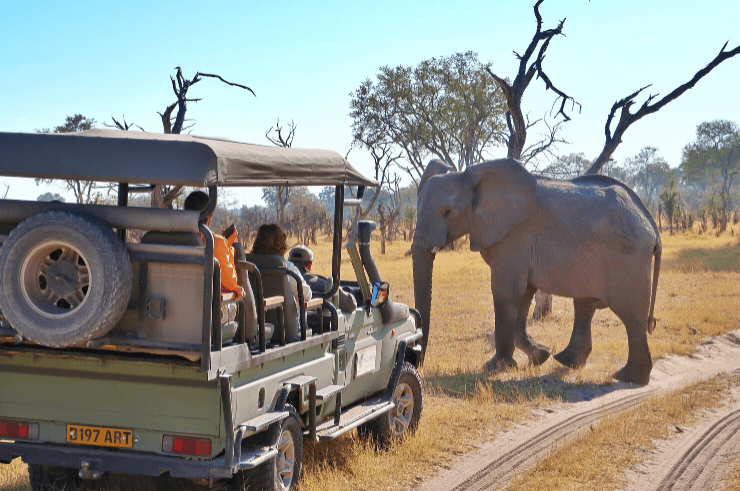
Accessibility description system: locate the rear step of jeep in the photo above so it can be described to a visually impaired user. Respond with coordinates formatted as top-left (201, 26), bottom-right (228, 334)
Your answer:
top-left (314, 397), bottom-right (395, 441)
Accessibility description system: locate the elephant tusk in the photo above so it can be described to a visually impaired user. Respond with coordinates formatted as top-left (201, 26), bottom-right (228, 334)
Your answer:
top-left (404, 248), bottom-right (413, 257)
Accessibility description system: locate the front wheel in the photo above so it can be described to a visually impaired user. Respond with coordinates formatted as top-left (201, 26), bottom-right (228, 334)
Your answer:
top-left (361, 362), bottom-right (423, 445)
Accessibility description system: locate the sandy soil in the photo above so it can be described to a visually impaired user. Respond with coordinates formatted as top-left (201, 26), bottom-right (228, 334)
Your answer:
top-left (420, 330), bottom-right (740, 491)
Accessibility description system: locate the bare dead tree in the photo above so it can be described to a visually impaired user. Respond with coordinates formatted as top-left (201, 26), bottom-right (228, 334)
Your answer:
top-left (376, 174), bottom-right (403, 255)
top-left (586, 42), bottom-right (740, 175)
top-left (104, 116), bottom-right (144, 132)
top-left (347, 139), bottom-right (403, 241)
top-left (164, 67), bottom-right (255, 135)
top-left (485, 0), bottom-right (582, 316)
top-left (265, 119), bottom-right (297, 229)
top-left (266, 119), bottom-right (296, 147)
top-left (150, 67), bottom-right (255, 208)
top-left (485, 0), bottom-right (580, 165)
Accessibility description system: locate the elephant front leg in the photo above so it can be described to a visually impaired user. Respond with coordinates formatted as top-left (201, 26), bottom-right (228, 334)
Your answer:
top-left (484, 297), bottom-right (526, 372)
top-left (515, 285), bottom-right (551, 366)
top-left (554, 298), bottom-right (596, 369)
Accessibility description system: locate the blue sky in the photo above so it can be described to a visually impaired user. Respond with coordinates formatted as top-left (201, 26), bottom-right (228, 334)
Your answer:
top-left (2, 0), bottom-right (739, 205)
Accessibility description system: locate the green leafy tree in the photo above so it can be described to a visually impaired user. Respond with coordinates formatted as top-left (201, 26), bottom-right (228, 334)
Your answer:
top-left (35, 115), bottom-right (108, 204)
top-left (681, 120), bottom-right (740, 234)
top-left (539, 153), bottom-right (630, 182)
top-left (350, 51), bottom-right (507, 182)
top-left (625, 147), bottom-right (672, 207)
top-left (37, 192), bottom-right (65, 202)
top-left (539, 153), bottom-right (591, 179)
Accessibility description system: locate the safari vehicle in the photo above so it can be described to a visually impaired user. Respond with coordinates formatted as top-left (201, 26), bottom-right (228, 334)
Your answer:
top-left (0, 130), bottom-right (424, 490)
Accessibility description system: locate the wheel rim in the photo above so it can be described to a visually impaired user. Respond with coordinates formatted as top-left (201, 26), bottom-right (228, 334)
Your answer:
top-left (390, 380), bottom-right (415, 436)
top-left (21, 241), bottom-right (91, 318)
top-left (275, 427), bottom-right (296, 490)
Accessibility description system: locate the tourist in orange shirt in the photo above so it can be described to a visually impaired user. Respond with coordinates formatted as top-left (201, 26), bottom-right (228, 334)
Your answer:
top-left (184, 191), bottom-right (246, 299)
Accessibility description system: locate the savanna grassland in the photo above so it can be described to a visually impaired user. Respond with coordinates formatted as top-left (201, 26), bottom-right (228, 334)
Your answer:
top-left (2, 227), bottom-right (739, 491)
top-left (297, 227), bottom-right (740, 491)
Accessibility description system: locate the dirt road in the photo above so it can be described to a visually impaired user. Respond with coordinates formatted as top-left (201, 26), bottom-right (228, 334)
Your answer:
top-left (420, 331), bottom-right (740, 491)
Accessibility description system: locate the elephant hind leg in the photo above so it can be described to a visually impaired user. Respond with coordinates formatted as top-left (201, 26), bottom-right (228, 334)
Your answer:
top-left (514, 285), bottom-right (551, 366)
top-left (610, 301), bottom-right (653, 385)
top-left (554, 298), bottom-right (597, 369)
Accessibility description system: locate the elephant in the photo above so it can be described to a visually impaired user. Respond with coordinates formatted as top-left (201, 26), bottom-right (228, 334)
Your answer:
top-left (411, 158), bottom-right (661, 385)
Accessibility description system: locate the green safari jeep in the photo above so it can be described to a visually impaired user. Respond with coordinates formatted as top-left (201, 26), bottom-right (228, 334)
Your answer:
top-left (0, 130), bottom-right (424, 490)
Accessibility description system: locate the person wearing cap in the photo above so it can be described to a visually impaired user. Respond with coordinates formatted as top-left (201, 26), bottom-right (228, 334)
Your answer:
top-left (289, 245), bottom-right (357, 313)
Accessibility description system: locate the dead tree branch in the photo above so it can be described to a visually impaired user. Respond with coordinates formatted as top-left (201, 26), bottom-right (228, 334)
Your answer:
top-left (104, 116), bottom-right (144, 132)
top-left (486, 0), bottom-right (579, 160)
top-left (163, 67), bottom-right (255, 135)
top-left (586, 41), bottom-right (740, 175)
top-left (150, 67), bottom-right (254, 209)
top-left (265, 119), bottom-right (296, 148)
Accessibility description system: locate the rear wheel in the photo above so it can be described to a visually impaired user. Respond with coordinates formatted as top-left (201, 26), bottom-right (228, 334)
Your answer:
top-left (0, 212), bottom-right (132, 347)
top-left (231, 404), bottom-right (303, 491)
top-left (28, 464), bottom-right (80, 491)
top-left (361, 362), bottom-right (423, 446)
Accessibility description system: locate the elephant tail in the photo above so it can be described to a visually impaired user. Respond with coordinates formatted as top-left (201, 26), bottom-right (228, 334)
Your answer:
top-left (648, 242), bottom-right (662, 334)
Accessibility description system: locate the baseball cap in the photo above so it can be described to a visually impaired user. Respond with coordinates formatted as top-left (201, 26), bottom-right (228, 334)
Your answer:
top-left (289, 245), bottom-right (313, 263)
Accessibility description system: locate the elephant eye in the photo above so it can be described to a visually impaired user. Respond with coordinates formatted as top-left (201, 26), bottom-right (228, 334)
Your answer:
top-left (443, 209), bottom-right (452, 218)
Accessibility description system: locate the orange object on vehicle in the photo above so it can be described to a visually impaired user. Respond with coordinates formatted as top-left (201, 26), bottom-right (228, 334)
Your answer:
top-left (213, 229), bottom-right (246, 299)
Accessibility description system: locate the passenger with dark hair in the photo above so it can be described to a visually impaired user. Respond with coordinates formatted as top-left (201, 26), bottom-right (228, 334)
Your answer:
top-left (184, 190), bottom-right (245, 299)
top-left (251, 224), bottom-right (311, 307)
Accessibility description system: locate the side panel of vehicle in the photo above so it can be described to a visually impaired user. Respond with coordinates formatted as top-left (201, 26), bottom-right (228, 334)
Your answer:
top-left (339, 308), bottom-right (416, 407)
top-left (232, 351), bottom-right (336, 431)
top-left (0, 351), bottom-right (222, 457)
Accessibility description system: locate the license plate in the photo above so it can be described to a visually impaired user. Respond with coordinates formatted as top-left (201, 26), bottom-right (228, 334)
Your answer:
top-left (66, 424), bottom-right (133, 448)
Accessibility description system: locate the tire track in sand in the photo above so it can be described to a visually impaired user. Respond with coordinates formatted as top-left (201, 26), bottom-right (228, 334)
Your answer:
top-left (654, 405), bottom-right (740, 490)
top-left (450, 390), bottom-right (657, 491)
top-left (420, 330), bottom-right (740, 491)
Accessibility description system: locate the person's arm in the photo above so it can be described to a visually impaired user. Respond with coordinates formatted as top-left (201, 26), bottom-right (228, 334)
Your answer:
top-left (288, 262), bottom-right (312, 301)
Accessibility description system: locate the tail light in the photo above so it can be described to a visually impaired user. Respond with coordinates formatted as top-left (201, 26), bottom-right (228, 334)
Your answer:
top-left (162, 435), bottom-right (212, 457)
top-left (0, 420), bottom-right (39, 440)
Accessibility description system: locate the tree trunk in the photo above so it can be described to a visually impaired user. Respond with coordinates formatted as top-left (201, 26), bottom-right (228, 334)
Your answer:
top-left (532, 290), bottom-right (552, 320)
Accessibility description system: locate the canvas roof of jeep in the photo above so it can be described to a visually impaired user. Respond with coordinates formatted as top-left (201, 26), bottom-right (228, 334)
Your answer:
top-left (0, 129), bottom-right (379, 187)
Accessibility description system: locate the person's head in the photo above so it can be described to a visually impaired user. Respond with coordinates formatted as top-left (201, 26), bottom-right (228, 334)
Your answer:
top-left (184, 191), bottom-right (212, 224)
top-left (184, 191), bottom-right (210, 212)
top-left (251, 224), bottom-right (288, 256)
top-left (289, 245), bottom-right (313, 271)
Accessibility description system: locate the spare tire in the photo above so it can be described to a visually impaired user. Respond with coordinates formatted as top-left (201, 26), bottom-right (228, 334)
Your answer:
top-left (0, 211), bottom-right (133, 347)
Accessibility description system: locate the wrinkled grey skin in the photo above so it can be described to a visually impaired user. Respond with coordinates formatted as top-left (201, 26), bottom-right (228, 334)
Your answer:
top-left (412, 158), bottom-right (662, 385)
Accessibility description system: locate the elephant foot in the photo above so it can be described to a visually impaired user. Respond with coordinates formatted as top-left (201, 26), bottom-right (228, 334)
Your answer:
top-left (528, 345), bottom-right (551, 366)
top-left (553, 345), bottom-right (591, 369)
top-left (483, 355), bottom-right (517, 373)
top-left (613, 363), bottom-right (651, 386)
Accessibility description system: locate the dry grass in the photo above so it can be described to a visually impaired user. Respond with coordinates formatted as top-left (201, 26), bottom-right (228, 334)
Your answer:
top-left (507, 374), bottom-right (737, 491)
top-left (721, 454), bottom-right (740, 491)
top-left (2, 228), bottom-right (740, 491)
top-left (0, 457), bottom-right (28, 491)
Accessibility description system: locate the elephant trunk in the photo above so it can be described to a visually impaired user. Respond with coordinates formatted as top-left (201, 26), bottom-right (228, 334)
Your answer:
top-left (412, 246), bottom-right (435, 366)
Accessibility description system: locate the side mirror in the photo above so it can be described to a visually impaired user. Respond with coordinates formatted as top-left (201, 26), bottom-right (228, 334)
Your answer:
top-left (370, 282), bottom-right (389, 308)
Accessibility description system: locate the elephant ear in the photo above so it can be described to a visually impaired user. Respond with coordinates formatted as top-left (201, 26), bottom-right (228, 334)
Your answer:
top-left (466, 159), bottom-right (537, 251)
top-left (417, 159), bottom-right (457, 197)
